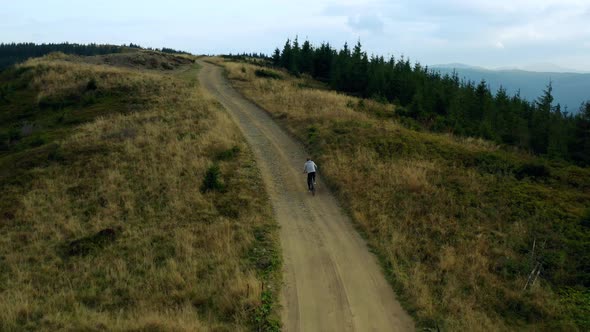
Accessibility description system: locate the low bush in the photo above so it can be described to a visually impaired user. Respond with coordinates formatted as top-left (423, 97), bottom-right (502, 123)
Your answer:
top-left (86, 78), bottom-right (98, 91)
top-left (516, 162), bottom-right (551, 180)
top-left (65, 227), bottom-right (120, 257)
top-left (216, 145), bottom-right (240, 161)
top-left (201, 164), bottom-right (224, 192)
top-left (254, 69), bottom-right (282, 80)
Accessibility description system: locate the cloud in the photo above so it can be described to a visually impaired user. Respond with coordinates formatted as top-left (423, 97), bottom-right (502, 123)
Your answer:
top-left (2, 0), bottom-right (590, 71)
top-left (347, 14), bottom-right (384, 33)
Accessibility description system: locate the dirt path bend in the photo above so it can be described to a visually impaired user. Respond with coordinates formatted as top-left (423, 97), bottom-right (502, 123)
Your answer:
top-left (198, 60), bottom-right (414, 332)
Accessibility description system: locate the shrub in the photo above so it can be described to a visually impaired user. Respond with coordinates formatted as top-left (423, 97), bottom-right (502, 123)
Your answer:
top-left (65, 228), bottom-right (119, 257)
top-left (28, 135), bottom-right (45, 148)
top-left (47, 143), bottom-right (65, 162)
top-left (216, 145), bottom-right (241, 161)
top-left (38, 95), bottom-right (76, 110)
top-left (473, 152), bottom-right (516, 175)
top-left (307, 125), bottom-right (319, 146)
top-left (0, 131), bottom-right (9, 151)
top-left (86, 78), bottom-right (98, 91)
top-left (254, 69), bottom-right (282, 80)
top-left (161, 62), bottom-right (174, 70)
top-left (81, 93), bottom-right (97, 106)
top-left (398, 115), bottom-right (423, 131)
top-left (8, 128), bottom-right (21, 142)
top-left (201, 164), bottom-right (224, 192)
top-left (516, 162), bottom-right (551, 180)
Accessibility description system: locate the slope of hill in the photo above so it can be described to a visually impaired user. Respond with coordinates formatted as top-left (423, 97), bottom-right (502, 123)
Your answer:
top-left (432, 65), bottom-right (590, 113)
top-left (269, 39), bottom-right (590, 166)
top-left (212, 57), bottom-right (590, 331)
top-left (0, 52), bottom-right (280, 330)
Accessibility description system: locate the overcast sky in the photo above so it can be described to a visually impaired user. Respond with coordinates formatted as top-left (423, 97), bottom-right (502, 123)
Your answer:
top-left (2, 0), bottom-right (589, 71)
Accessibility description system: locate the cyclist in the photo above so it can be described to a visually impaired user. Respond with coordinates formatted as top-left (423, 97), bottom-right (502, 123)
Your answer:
top-left (303, 158), bottom-right (318, 192)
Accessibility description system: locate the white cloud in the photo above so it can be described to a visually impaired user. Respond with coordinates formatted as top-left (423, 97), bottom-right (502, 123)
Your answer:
top-left (347, 14), bottom-right (384, 33)
top-left (2, 0), bottom-right (590, 70)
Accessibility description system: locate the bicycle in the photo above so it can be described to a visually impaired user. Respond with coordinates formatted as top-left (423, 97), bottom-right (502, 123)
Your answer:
top-left (303, 158), bottom-right (318, 196)
top-left (307, 172), bottom-right (316, 196)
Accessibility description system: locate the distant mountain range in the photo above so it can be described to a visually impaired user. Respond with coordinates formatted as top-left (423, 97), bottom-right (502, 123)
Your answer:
top-left (431, 64), bottom-right (590, 114)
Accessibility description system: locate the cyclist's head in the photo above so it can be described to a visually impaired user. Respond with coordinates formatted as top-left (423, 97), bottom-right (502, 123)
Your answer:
top-left (306, 157), bottom-right (311, 161)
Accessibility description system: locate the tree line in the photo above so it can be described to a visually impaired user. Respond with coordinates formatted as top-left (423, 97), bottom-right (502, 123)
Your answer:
top-left (127, 43), bottom-right (191, 55)
top-left (223, 52), bottom-right (268, 60)
top-left (0, 42), bottom-right (123, 69)
top-left (271, 38), bottom-right (590, 166)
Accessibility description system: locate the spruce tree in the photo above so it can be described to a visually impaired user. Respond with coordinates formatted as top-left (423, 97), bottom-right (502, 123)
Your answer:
top-left (571, 101), bottom-right (590, 165)
top-left (280, 39), bottom-right (293, 71)
top-left (531, 82), bottom-right (554, 153)
top-left (300, 40), bottom-right (314, 74)
top-left (272, 48), bottom-right (281, 66)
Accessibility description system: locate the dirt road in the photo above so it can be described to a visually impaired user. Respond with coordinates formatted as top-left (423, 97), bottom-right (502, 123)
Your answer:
top-left (198, 60), bottom-right (414, 332)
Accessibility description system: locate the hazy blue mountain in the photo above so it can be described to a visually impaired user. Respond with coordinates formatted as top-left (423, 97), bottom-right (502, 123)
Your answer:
top-left (519, 63), bottom-right (590, 73)
top-left (431, 64), bottom-right (590, 114)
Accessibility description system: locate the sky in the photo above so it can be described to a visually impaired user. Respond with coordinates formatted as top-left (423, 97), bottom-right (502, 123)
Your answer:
top-left (2, 0), bottom-right (590, 72)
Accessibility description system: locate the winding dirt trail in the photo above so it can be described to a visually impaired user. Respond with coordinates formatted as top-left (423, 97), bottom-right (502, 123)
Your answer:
top-left (198, 60), bottom-right (414, 332)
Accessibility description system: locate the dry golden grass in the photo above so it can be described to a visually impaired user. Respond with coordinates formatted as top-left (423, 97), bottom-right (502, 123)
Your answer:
top-left (1, 55), bottom-right (280, 331)
top-left (216, 58), bottom-right (589, 331)
top-left (216, 59), bottom-right (501, 155)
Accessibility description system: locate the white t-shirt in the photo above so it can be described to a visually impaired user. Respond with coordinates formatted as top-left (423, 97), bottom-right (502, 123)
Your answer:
top-left (303, 160), bottom-right (318, 173)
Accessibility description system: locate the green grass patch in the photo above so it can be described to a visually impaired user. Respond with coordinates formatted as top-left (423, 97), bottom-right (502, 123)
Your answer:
top-left (255, 68), bottom-right (282, 80)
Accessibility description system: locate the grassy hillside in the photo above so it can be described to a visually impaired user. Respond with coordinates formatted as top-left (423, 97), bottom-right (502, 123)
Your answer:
top-left (0, 43), bottom-right (191, 70)
top-left (0, 52), bottom-right (280, 331)
top-left (211, 58), bottom-right (590, 331)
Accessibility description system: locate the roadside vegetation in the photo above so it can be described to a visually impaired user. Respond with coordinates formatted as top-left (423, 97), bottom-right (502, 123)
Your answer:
top-left (0, 52), bottom-right (280, 331)
top-left (235, 38), bottom-right (590, 166)
top-left (212, 57), bottom-right (590, 331)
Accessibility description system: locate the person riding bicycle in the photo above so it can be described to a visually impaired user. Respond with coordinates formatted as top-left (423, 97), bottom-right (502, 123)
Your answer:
top-left (303, 158), bottom-right (318, 192)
